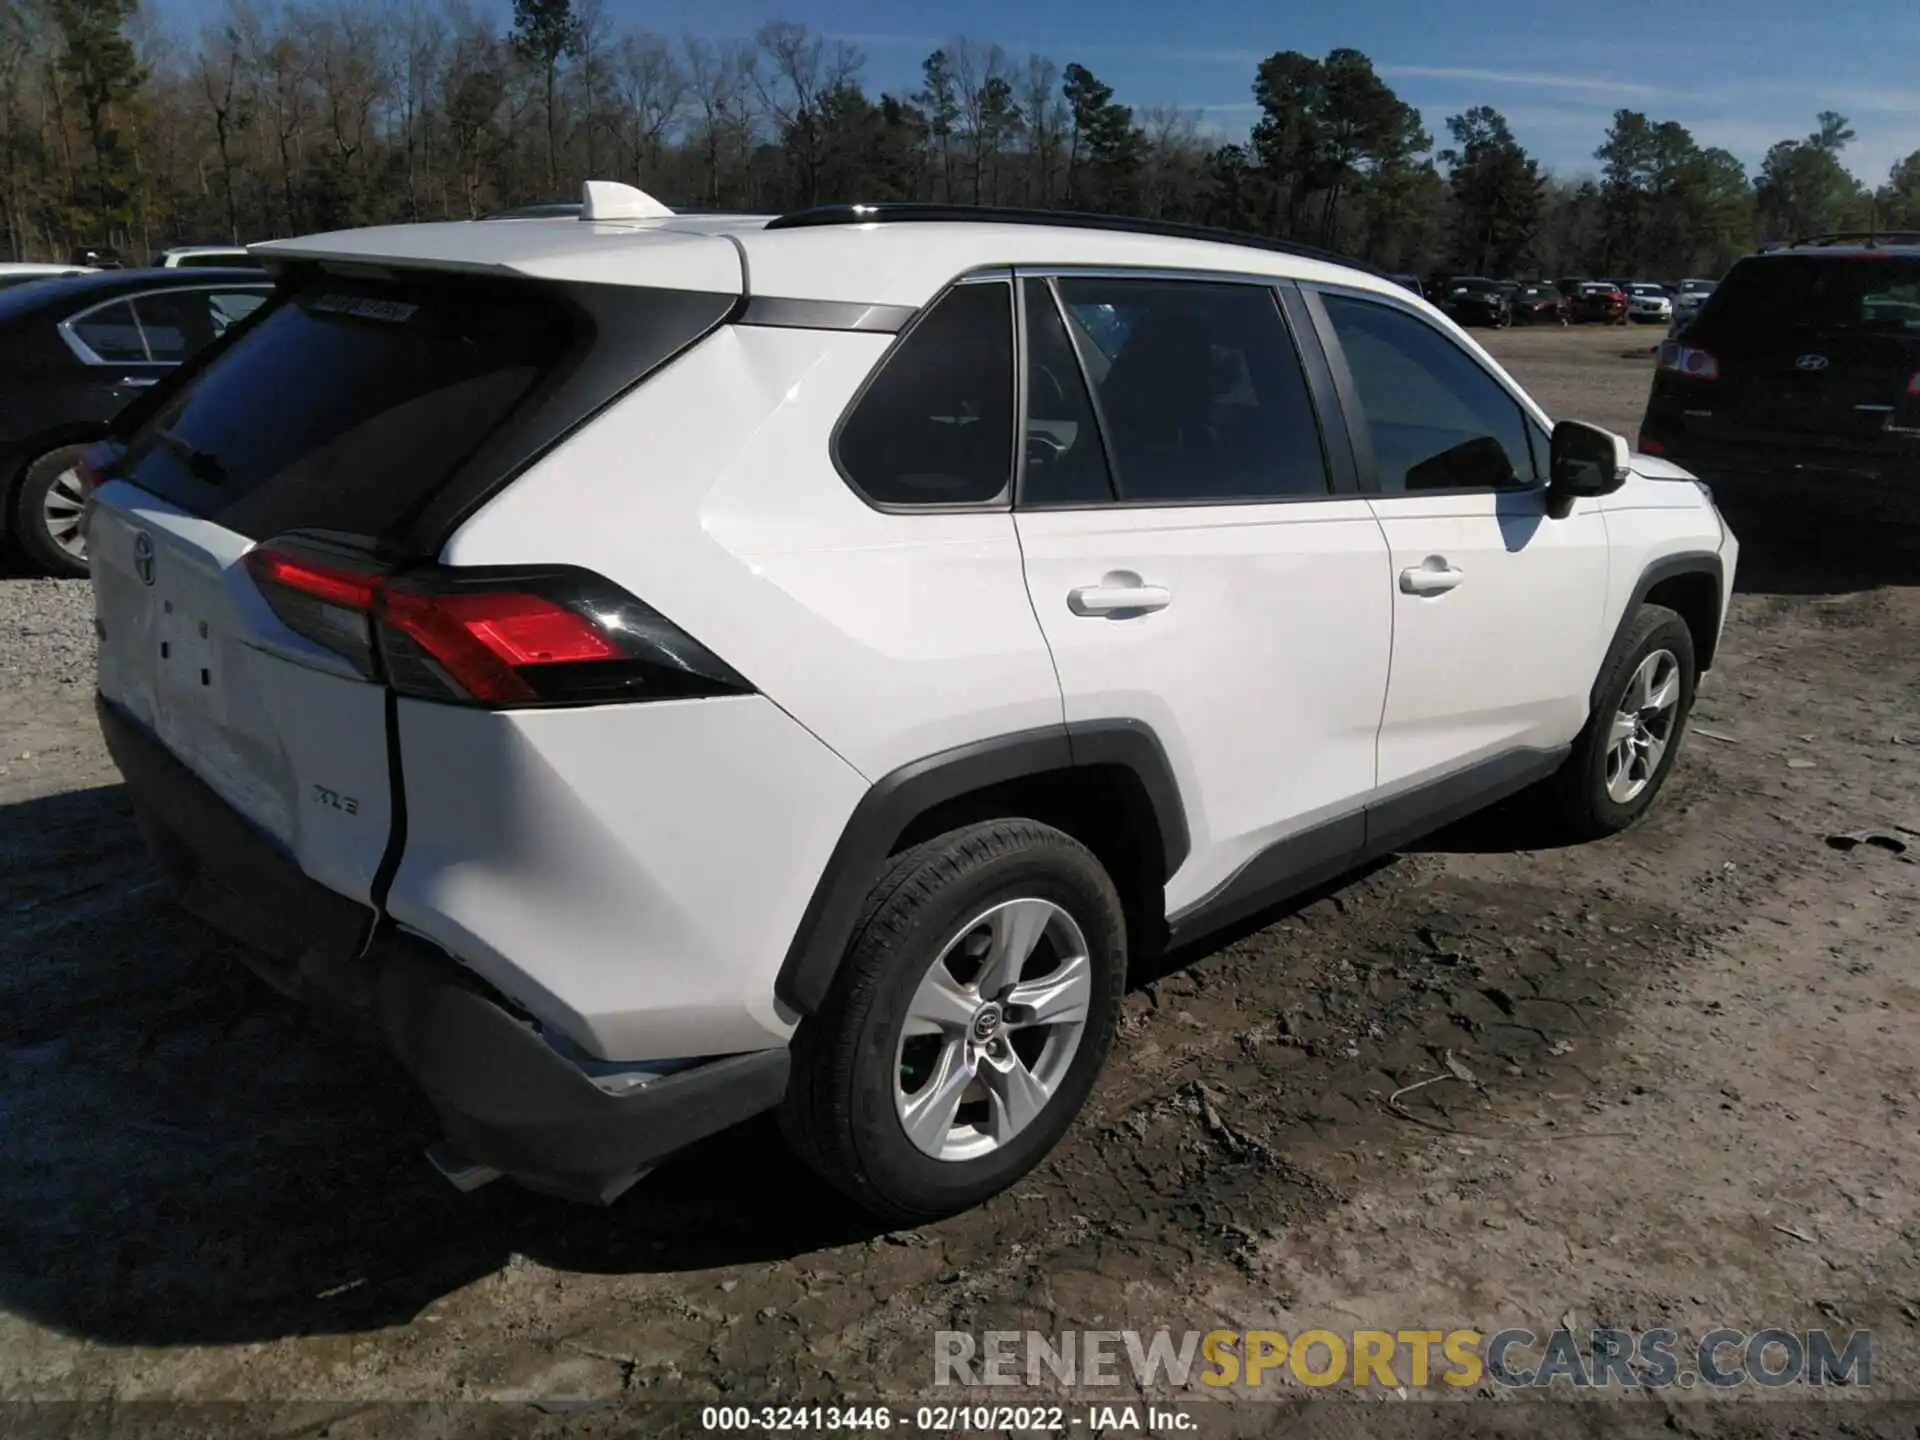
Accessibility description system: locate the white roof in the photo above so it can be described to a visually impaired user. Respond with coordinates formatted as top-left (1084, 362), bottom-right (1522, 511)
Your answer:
top-left (0, 261), bottom-right (90, 274)
top-left (251, 198), bottom-right (1407, 309)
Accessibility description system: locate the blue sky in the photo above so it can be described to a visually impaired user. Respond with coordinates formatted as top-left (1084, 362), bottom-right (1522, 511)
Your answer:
top-left (607, 0), bottom-right (1920, 184)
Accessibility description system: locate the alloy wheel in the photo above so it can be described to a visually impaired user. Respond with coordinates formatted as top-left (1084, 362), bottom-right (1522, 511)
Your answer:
top-left (40, 464), bottom-right (88, 563)
top-left (893, 897), bottom-right (1092, 1162)
top-left (1605, 648), bottom-right (1682, 804)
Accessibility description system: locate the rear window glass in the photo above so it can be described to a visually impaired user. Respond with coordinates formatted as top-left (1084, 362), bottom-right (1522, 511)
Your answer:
top-left (115, 277), bottom-right (580, 540)
top-left (1695, 256), bottom-right (1920, 336)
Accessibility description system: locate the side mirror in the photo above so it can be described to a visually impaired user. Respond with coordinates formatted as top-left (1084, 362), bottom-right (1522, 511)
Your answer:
top-left (1547, 420), bottom-right (1631, 510)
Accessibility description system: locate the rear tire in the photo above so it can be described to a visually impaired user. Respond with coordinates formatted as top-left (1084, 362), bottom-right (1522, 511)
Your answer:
top-left (1540, 603), bottom-right (1696, 840)
top-left (10, 445), bottom-right (91, 577)
top-left (781, 820), bottom-right (1126, 1224)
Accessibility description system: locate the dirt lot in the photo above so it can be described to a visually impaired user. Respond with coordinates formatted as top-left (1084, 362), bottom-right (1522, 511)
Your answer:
top-left (2, 325), bottom-right (1917, 1433)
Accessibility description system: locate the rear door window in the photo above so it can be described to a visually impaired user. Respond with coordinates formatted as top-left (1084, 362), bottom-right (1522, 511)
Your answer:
top-left (69, 301), bottom-right (146, 362)
top-left (116, 277), bottom-right (580, 540)
top-left (1020, 279), bottom-right (1116, 507)
top-left (1052, 276), bottom-right (1330, 502)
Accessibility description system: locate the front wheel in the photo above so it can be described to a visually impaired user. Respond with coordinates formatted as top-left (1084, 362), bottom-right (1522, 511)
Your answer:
top-left (1540, 603), bottom-right (1697, 840)
top-left (781, 820), bottom-right (1127, 1223)
top-left (9, 444), bottom-right (92, 576)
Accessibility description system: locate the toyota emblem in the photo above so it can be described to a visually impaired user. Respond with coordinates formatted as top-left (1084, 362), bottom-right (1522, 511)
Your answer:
top-left (132, 532), bottom-right (155, 586)
top-left (1794, 354), bottom-right (1830, 372)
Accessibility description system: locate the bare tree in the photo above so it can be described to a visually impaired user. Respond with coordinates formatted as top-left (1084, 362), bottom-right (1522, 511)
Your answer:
top-left (682, 33), bottom-right (748, 208)
top-left (1020, 53), bottom-right (1061, 204)
top-left (749, 19), bottom-right (859, 207)
top-left (611, 29), bottom-right (680, 187)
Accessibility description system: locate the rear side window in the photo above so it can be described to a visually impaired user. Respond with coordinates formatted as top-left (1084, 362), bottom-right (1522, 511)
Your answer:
top-left (836, 280), bottom-right (1015, 506)
top-left (70, 301), bottom-right (146, 362)
top-left (1695, 255), bottom-right (1920, 337)
top-left (1322, 292), bottom-right (1536, 493)
top-left (132, 288), bottom-right (267, 361)
top-left (1054, 277), bottom-right (1329, 502)
top-left (117, 277), bottom-right (579, 540)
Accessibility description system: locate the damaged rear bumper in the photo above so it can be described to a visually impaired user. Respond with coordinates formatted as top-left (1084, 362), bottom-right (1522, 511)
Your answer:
top-left (97, 693), bottom-right (789, 1204)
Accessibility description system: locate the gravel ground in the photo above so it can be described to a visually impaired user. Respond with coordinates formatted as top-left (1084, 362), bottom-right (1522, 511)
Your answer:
top-left (0, 578), bottom-right (92, 689)
top-left (0, 327), bottom-right (1916, 1437)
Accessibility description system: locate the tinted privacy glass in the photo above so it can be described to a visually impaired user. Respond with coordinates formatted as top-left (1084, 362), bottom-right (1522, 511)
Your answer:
top-left (1322, 293), bottom-right (1536, 493)
top-left (1694, 256), bottom-right (1920, 337)
top-left (70, 301), bottom-right (146, 362)
top-left (132, 288), bottom-right (267, 361)
top-left (1021, 279), bottom-right (1114, 506)
top-left (1055, 277), bottom-right (1328, 502)
top-left (116, 277), bottom-right (578, 540)
top-left (837, 280), bottom-right (1014, 505)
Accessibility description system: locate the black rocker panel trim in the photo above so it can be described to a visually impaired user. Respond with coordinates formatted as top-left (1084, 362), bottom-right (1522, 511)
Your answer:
top-left (1166, 744), bottom-right (1569, 949)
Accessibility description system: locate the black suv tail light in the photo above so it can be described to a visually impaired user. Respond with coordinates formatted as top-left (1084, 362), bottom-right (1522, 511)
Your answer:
top-left (243, 536), bottom-right (751, 707)
top-left (1657, 342), bottom-right (1719, 380)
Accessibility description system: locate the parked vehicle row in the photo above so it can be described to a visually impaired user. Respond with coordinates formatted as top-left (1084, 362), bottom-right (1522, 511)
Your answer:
top-left (1392, 274), bottom-right (1718, 329)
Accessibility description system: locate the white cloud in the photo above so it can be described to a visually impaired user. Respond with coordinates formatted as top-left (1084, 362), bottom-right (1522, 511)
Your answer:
top-left (1383, 65), bottom-right (1662, 99)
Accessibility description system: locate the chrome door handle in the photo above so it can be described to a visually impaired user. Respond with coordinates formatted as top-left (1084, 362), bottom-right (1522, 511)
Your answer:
top-left (1399, 559), bottom-right (1464, 595)
top-left (120, 376), bottom-right (158, 387)
top-left (1067, 576), bottom-right (1171, 617)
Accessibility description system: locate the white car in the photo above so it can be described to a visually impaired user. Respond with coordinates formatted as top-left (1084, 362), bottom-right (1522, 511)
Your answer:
top-left (85, 184), bottom-right (1737, 1219)
top-left (1672, 278), bottom-right (1716, 321)
top-left (0, 261), bottom-right (93, 289)
top-left (1626, 283), bottom-right (1674, 324)
top-left (158, 245), bottom-right (262, 270)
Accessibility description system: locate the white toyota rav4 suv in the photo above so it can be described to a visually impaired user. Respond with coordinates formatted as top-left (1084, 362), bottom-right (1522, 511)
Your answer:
top-left (84, 185), bottom-right (1736, 1221)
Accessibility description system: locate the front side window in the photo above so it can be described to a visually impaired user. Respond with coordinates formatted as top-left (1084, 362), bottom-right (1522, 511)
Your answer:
top-left (1321, 292), bottom-right (1537, 494)
top-left (836, 280), bottom-right (1014, 506)
top-left (1053, 277), bottom-right (1329, 503)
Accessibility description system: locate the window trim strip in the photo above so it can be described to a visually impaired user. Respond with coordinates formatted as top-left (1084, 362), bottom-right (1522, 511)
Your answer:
top-left (735, 296), bottom-right (918, 333)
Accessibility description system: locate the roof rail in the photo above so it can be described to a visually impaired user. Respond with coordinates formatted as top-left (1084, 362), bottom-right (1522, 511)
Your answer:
top-left (1789, 230), bottom-right (1920, 248)
top-left (764, 203), bottom-right (1387, 277)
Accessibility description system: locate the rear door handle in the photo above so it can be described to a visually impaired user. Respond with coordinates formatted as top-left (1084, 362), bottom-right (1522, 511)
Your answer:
top-left (1399, 560), bottom-right (1464, 595)
top-left (1068, 577), bottom-right (1171, 617)
top-left (120, 376), bottom-right (158, 387)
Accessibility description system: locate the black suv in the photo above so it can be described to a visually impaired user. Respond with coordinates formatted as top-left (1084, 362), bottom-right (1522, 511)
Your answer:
top-left (1, 267), bottom-right (272, 575)
top-left (1641, 236), bottom-right (1920, 486)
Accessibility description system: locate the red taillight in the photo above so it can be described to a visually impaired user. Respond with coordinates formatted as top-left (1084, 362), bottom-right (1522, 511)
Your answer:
top-left (1640, 437), bottom-right (1667, 454)
top-left (380, 587), bottom-right (618, 703)
top-left (241, 537), bottom-right (750, 708)
top-left (1906, 373), bottom-right (1920, 396)
top-left (243, 548), bottom-right (380, 610)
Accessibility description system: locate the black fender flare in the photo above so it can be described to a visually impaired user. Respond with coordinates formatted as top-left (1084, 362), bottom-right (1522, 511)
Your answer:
top-left (1590, 550), bottom-right (1725, 711)
top-left (773, 718), bottom-right (1189, 1015)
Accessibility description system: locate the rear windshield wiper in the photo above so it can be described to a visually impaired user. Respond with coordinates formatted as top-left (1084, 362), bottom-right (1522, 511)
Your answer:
top-left (153, 427), bottom-right (228, 486)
